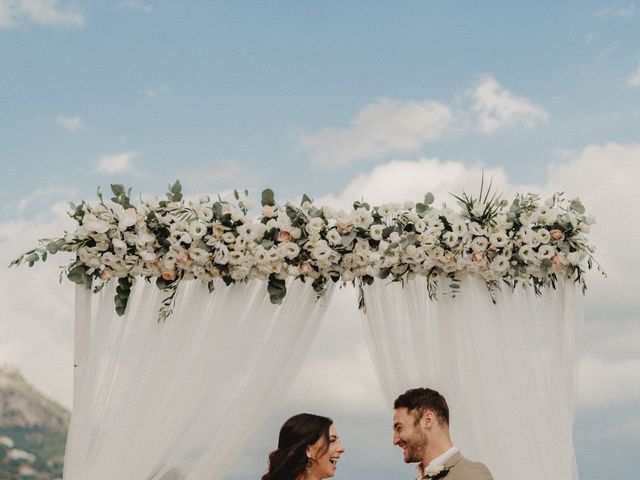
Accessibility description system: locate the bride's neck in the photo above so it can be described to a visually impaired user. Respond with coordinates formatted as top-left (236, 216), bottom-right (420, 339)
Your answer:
top-left (298, 471), bottom-right (321, 480)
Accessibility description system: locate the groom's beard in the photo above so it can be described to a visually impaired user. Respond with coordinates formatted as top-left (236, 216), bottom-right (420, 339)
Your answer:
top-left (403, 430), bottom-right (429, 463)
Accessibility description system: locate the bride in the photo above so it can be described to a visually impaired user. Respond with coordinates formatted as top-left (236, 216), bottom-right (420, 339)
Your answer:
top-left (261, 413), bottom-right (346, 480)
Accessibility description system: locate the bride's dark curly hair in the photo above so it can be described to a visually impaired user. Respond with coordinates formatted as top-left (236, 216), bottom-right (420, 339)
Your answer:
top-left (261, 413), bottom-right (333, 480)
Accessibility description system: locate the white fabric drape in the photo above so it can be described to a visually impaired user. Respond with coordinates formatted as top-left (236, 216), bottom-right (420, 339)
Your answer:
top-left (65, 278), bottom-right (334, 480)
top-left (361, 277), bottom-right (581, 480)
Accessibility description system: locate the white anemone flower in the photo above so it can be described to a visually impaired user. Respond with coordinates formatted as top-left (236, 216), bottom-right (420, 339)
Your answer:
top-left (518, 245), bottom-right (534, 262)
top-left (326, 228), bottom-right (342, 246)
top-left (470, 236), bottom-right (489, 252)
top-left (378, 203), bottom-right (400, 217)
top-left (442, 231), bottom-right (458, 248)
top-left (536, 228), bottom-right (551, 244)
top-left (489, 232), bottom-right (508, 248)
top-left (490, 255), bottom-right (510, 273)
top-left (306, 217), bottom-right (325, 235)
top-left (83, 214), bottom-right (110, 234)
top-left (237, 222), bottom-right (267, 241)
top-left (311, 240), bottom-right (332, 262)
top-left (352, 208), bottom-right (374, 229)
top-left (189, 246), bottom-right (210, 265)
top-left (369, 224), bottom-right (384, 241)
top-left (213, 244), bottom-right (230, 264)
top-left (118, 208), bottom-right (138, 230)
top-left (189, 222), bottom-right (207, 240)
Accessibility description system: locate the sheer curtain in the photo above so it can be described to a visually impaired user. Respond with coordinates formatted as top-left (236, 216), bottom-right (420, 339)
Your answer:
top-left (65, 278), bottom-right (334, 480)
top-left (361, 277), bottom-right (581, 480)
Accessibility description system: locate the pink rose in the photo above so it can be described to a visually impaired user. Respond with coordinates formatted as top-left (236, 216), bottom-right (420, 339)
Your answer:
top-left (550, 229), bottom-right (564, 241)
top-left (277, 230), bottom-right (292, 242)
top-left (471, 251), bottom-right (486, 264)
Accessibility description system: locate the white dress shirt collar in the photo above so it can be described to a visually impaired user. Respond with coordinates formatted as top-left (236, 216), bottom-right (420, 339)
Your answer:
top-left (415, 446), bottom-right (459, 479)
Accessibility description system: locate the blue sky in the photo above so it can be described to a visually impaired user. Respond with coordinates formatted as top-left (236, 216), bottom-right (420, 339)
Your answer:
top-left (1, 1), bottom-right (639, 480)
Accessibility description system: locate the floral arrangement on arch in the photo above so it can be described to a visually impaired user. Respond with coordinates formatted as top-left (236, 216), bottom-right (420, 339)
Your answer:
top-left (11, 180), bottom-right (601, 320)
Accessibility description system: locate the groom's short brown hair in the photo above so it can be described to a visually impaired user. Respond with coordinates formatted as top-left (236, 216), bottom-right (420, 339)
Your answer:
top-left (393, 387), bottom-right (450, 426)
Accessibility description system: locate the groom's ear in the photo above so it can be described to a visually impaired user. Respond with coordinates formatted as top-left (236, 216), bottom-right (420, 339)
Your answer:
top-left (421, 410), bottom-right (436, 429)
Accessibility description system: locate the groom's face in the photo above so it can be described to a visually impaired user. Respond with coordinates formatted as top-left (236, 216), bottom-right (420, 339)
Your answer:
top-left (393, 407), bottom-right (428, 463)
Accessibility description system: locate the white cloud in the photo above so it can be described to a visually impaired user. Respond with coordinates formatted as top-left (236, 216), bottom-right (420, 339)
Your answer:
top-left (55, 115), bottom-right (85, 131)
top-left (596, 4), bottom-right (634, 18)
top-left (627, 65), bottom-right (640, 87)
top-left (469, 76), bottom-right (549, 134)
top-left (16, 186), bottom-right (72, 211)
top-left (317, 157), bottom-right (535, 210)
top-left (300, 98), bottom-right (453, 166)
top-left (145, 85), bottom-right (170, 97)
top-left (0, 0), bottom-right (85, 29)
top-left (301, 77), bottom-right (548, 166)
top-left (96, 151), bottom-right (140, 175)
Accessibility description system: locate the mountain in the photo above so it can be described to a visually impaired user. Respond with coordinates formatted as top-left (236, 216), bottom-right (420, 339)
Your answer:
top-left (0, 366), bottom-right (69, 480)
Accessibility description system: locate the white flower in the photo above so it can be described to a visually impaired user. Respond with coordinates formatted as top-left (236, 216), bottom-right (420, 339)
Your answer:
top-left (136, 231), bottom-right (156, 246)
top-left (490, 255), bottom-right (510, 273)
top-left (442, 231), bottom-right (458, 248)
top-left (369, 224), bottom-right (384, 241)
top-left (311, 240), bottom-right (332, 262)
top-left (262, 205), bottom-right (278, 218)
top-left (326, 228), bottom-right (342, 246)
top-left (352, 208), bottom-right (373, 229)
top-left (189, 222), bottom-right (207, 240)
top-left (112, 238), bottom-right (128, 255)
top-left (428, 220), bottom-right (445, 233)
top-left (222, 232), bottom-right (236, 243)
top-left (213, 244), bottom-right (230, 264)
top-left (83, 214), bottom-right (110, 234)
top-left (470, 236), bottom-right (489, 252)
top-left (536, 228), bottom-right (550, 244)
top-left (378, 203), bottom-right (400, 217)
top-left (306, 217), bottom-right (325, 235)
top-left (230, 264), bottom-right (251, 280)
top-left (139, 249), bottom-right (156, 262)
top-left (118, 208), bottom-right (138, 230)
top-left (489, 232), bottom-right (508, 248)
top-left (413, 219), bottom-right (427, 233)
top-left (518, 245), bottom-right (534, 262)
top-left (199, 194), bottom-right (210, 204)
top-left (198, 207), bottom-right (213, 222)
top-left (237, 222), bottom-right (267, 241)
top-left (189, 246), bottom-right (210, 265)
top-left (425, 464), bottom-right (446, 477)
top-left (279, 241), bottom-right (300, 259)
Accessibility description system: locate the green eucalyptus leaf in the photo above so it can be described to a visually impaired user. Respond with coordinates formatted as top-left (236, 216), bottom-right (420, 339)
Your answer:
top-left (261, 188), bottom-right (275, 207)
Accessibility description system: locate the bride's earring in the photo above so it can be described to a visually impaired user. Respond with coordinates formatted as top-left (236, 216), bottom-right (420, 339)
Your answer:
top-left (306, 454), bottom-right (313, 469)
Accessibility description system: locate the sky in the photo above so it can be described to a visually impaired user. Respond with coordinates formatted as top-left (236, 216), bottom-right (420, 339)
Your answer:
top-left (0, 1), bottom-right (639, 479)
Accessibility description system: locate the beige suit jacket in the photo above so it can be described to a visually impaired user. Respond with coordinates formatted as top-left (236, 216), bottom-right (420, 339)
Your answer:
top-left (439, 452), bottom-right (494, 480)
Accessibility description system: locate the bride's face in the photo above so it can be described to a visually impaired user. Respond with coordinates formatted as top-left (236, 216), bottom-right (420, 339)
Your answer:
top-left (307, 425), bottom-right (345, 479)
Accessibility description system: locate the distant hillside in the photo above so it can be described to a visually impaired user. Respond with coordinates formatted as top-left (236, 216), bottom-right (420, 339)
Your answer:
top-left (0, 366), bottom-right (69, 479)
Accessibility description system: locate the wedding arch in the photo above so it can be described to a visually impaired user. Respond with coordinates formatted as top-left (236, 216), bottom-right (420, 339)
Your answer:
top-left (13, 181), bottom-right (599, 480)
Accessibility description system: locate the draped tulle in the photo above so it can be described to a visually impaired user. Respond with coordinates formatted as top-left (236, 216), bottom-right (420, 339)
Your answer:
top-left (361, 277), bottom-right (581, 480)
top-left (64, 278), bottom-right (334, 480)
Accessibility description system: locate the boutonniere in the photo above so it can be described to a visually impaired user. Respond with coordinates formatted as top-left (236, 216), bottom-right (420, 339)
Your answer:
top-left (423, 464), bottom-right (451, 479)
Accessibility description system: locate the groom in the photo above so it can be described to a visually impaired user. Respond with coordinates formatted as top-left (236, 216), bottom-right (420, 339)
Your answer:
top-left (392, 387), bottom-right (494, 480)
